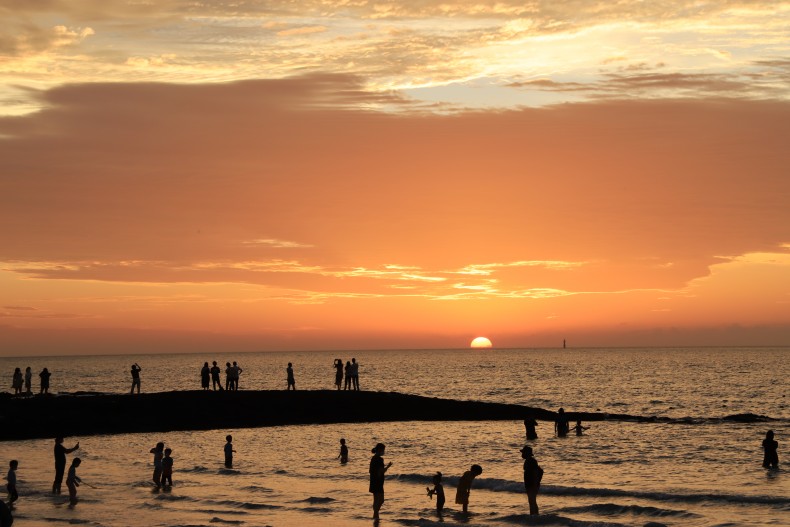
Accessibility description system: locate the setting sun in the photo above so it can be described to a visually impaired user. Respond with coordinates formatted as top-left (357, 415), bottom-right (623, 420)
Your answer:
top-left (470, 337), bottom-right (493, 349)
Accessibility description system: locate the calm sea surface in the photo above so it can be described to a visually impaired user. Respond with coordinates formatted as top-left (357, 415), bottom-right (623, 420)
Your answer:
top-left (1, 347), bottom-right (788, 526)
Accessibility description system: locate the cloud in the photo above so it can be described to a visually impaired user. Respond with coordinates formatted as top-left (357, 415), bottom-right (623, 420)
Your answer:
top-left (0, 75), bottom-right (789, 301)
top-left (276, 25), bottom-right (328, 37)
top-left (509, 64), bottom-right (790, 100)
top-left (0, 23), bottom-right (94, 57)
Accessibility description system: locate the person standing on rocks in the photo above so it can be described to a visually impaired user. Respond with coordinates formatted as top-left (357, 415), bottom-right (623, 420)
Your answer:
top-left (130, 363), bottom-right (142, 394)
top-left (24, 367), bottom-right (32, 395)
top-left (286, 363), bottom-right (296, 390)
top-left (39, 368), bottom-right (51, 395)
top-left (210, 361), bottom-right (222, 391)
top-left (200, 362), bottom-right (210, 391)
top-left (351, 358), bottom-right (360, 391)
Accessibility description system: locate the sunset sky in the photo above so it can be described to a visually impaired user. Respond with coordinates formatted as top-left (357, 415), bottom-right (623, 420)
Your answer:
top-left (1, 1), bottom-right (789, 355)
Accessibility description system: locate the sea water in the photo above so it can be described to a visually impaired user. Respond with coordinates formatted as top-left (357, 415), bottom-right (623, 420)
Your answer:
top-left (1, 347), bottom-right (788, 526)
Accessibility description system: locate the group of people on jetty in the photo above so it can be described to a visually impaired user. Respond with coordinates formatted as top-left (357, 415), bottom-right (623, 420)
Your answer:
top-left (197, 361), bottom-right (244, 391)
top-left (9, 367), bottom-right (52, 396)
top-left (9, 357), bottom-right (367, 396)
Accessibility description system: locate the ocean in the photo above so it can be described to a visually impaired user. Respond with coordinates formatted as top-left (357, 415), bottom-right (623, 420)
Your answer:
top-left (1, 347), bottom-right (788, 526)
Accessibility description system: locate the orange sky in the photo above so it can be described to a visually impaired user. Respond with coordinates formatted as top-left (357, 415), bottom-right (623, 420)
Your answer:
top-left (1, 2), bottom-right (789, 354)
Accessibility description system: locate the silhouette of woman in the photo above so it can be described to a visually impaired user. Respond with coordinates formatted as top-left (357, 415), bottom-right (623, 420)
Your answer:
top-left (24, 366), bottom-right (32, 395)
top-left (12, 368), bottom-right (23, 395)
top-left (210, 361), bottom-right (222, 390)
top-left (200, 362), bottom-right (210, 390)
top-left (763, 430), bottom-right (779, 469)
top-left (334, 359), bottom-right (344, 390)
top-left (369, 443), bottom-right (392, 520)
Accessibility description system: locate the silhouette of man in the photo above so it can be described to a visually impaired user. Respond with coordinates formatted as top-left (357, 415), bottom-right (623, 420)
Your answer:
top-left (351, 358), bottom-right (359, 391)
top-left (210, 361), bottom-right (222, 390)
top-left (130, 363), bottom-right (142, 394)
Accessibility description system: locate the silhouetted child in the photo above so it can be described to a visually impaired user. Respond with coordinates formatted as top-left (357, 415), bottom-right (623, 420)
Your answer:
top-left (162, 448), bottom-right (174, 486)
top-left (763, 430), bottom-right (779, 469)
top-left (224, 435), bottom-right (236, 468)
top-left (6, 460), bottom-right (18, 505)
top-left (150, 442), bottom-right (164, 488)
top-left (426, 471), bottom-right (445, 513)
top-left (66, 458), bottom-right (81, 505)
top-left (455, 464), bottom-right (482, 513)
top-left (338, 438), bottom-right (349, 464)
top-left (572, 420), bottom-right (590, 436)
top-left (287, 363), bottom-right (296, 390)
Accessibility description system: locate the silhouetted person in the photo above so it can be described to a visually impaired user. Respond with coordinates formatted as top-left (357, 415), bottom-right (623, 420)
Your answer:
top-left (334, 359), bottom-right (343, 390)
top-left (6, 460), bottom-right (18, 506)
top-left (0, 499), bottom-right (12, 527)
top-left (39, 368), bottom-right (51, 394)
top-left (426, 471), bottom-right (445, 514)
top-left (524, 416), bottom-right (538, 440)
top-left (455, 464), bottom-right (482, 513)
top-left (369, 443), bottom-right (392, 520)
top-left (224, 435), bottom-right (235, 467)
top-left (232, 361), bottom-right (242, 390)
top-left (521, 445), bottom-right (543, 515)
top-left (572, 420), bottom-right (590, 436)
top-left (338, 438), bottom-right (348, 464)
top-left (130, 363), bottom-right (142, 394)
top-left (66, 458), bottom-right (81, 505)
top-left (763, 430), bottom-right (779, 469)
top-left (351, 358), bottom-right (360, 390)
top-left (11, 368), bottom-right (22, 395)
top-left (201, 362), bottom-right (210, 390)
top-left (53, 437), bottom-right (79, 494)
top-left (225, 362), bottom-right (232, 390)
top-left (210, 361), bottom-right (222, 390)
top-left (24, 367), bottom-right (32, 395)
top-left (150, 442), bottom-right (164, 488)
top-left (286, 362), bottom-right (296, 390)
top-left (555, 408), bottom-right (569, 437)
top-left (344, 361), bottom-right (352, 390)
top-left (162, 448), bottom-right (174, 487)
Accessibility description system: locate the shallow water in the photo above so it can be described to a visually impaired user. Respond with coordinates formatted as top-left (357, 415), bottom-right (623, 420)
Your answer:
top-left (2, 347), bottom-right (788, 526)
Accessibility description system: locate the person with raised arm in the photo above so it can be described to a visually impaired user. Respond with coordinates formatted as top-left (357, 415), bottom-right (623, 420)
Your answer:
top-left (52, 437), bottom-right (79, 494)
top-left (369, 443), bottom-right (392, 520)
